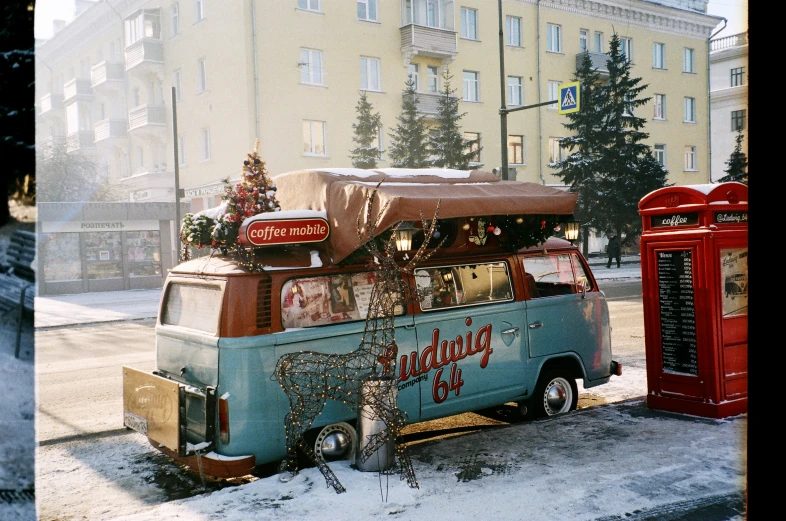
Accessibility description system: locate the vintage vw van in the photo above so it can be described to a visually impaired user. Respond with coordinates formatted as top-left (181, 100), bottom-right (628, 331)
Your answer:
top-left (122, 168), bottom-right (621, 478)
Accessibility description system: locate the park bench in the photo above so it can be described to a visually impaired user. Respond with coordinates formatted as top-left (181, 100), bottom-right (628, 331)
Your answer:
top-left (0, 229), bottom-right (35, 358)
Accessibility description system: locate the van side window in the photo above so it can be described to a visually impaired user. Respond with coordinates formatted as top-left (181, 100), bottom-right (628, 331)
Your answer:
top-left (281, 271), bottom-right (403, 329)
top-left (522, 254), bottom-right (579, 298)
top-left (415, 261), bottom-right (513, 311)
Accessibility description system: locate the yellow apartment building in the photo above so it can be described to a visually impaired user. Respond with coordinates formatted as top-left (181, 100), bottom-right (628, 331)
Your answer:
top-left (34, 0), bottom-right (722, 293)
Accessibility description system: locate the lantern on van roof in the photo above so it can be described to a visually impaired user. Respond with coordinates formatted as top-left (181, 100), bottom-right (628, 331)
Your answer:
top-left (394, 222), bottom-right (418, 251)
top-left (565, 220), bottom-right (580, 244)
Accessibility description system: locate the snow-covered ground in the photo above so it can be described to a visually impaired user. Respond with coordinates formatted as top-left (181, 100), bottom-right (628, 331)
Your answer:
top-left (5, 245), bottom-right (747, 520)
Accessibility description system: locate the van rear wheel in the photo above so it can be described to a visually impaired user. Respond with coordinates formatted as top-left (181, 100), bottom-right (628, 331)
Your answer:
top-left (532, 369), bottom-right (578, 418)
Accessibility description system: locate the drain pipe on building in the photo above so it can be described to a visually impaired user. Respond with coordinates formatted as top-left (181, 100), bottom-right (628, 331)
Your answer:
top-left (707, 18), bottom-right (727, 183)
top-left (536, 0), bottom-right (545, 185)
top-left (251, 0), bottom-right (261, 140)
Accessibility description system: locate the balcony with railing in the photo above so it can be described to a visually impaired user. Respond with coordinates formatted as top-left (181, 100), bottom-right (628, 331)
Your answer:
top-left (575, 51), bottom-right (610, 76)
top-left (63, 79), bottom-right (94, 104)
top-left (94, 118), bottom-right (128, 143)
top-left (414, 92), bottom-right (454, 118)
top-left (91, 61), bottom-right (126, 93)
top-left (711, 32), bottom-right (748, 52)
top-left (128, 104), bottom-right (167, 140)
top-left (39, 93), bottom-right (64, 116)
top-left (400, 0), bottom-right (457, 61)
top-left (66, 130), bottom-right (96, 153)
top-left (124, 9), bottom-right (164, 78)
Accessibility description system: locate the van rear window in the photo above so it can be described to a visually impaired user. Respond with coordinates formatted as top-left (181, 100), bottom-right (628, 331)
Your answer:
top-left (281, 272), bottom-right (403, 329)
top-left (162, 283), bottom-right (223, 334)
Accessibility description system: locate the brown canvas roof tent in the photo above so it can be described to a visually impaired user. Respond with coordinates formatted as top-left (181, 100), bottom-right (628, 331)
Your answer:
top-left (270, 168), bottom-right (578, 265)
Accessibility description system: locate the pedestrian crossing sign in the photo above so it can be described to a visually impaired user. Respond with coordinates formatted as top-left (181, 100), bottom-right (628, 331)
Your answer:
top-left (558, 81), bottom-right (580, 114)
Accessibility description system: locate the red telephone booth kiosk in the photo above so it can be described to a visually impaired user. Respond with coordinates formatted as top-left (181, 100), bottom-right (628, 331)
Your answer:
top-left (638, 182), bottom-right (747, 418)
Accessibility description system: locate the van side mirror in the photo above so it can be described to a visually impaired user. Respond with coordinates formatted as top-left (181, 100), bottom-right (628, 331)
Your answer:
top-left (581, 279), bottom-right (588, 299)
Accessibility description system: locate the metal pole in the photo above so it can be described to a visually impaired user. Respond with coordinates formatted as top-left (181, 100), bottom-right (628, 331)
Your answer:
top-left (497, 0), bottom-right (508, 180)
top-left (172, 87), bottom-right (181, 261)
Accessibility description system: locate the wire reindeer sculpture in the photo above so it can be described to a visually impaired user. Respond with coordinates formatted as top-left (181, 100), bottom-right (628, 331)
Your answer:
top-left (273, 181), bottom-right (442, 494)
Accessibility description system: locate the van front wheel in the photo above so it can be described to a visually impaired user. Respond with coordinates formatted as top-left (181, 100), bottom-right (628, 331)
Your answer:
top-left (533, 370), bottom-right (578, 418)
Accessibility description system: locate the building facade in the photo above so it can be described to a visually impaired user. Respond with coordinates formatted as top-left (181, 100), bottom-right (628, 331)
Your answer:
top-left (35, 0), bottom-right (722, 292)
top-left (709, 31), bottom-right (748, 182)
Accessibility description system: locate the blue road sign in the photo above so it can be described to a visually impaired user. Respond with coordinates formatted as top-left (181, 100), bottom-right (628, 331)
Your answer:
top-left (558, 81), bottom-right (580, 114)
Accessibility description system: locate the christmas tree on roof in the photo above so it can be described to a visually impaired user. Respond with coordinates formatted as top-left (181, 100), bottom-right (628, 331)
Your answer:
top-left (180, 139), bottom-right (280, 259)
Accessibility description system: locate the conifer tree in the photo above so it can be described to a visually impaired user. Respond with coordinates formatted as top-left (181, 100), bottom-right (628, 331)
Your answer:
top-left (428, 68), bottom-right (479, 169)
top-left (552, 32), bottom-right (668, 242)
top-left (388, 75), bottom-right (430, 168)
top-left (717, 130), bottom-right (748, 185)
top-left (349, 91), bottom-right (382, 169)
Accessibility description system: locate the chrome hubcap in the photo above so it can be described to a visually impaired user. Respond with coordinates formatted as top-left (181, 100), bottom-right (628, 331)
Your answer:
top-left (315, 423), bottom-right (356, 461)
top-left (543, 378), bottom-right (571, 415)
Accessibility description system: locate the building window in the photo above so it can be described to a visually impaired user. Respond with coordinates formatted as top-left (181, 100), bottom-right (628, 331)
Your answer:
top-left (357, 0), bottom-right (377, 22)
top-left (372, 124), bottom-right (384, 159)
top-left (684, 97), bottom-right (696, 123)
top-left (620, 37), bottom-right (633, 62)
top-left (593, 31), bottom-right (603, 53)
top-left (200, 128), bottom-right (211, 161)
top-left (170, 3), bottom-right (180, 36)
top-left (460, 7), bottom-right (478, 40)
top-left (194, 0), bottom-right (205, 22)
top-left (653, 94), bottom-right (665, 119)
top-left (300, 48), bottom-right (324, 86)
top-left (427, 65), bottom-right (439, 93)
top-left (506, 16), bottom-right (522, 47)
top-left (464, 132), bottom-right (481, 163)
top-left (546, 24), bottom-right (562, 53)
top-left (408, 63), bottom-right (419, 90)
top-left (177, 135), bottom-right (186, 165)
top-left (579, 29), bottom-right (588, 53)
top-left (360, 56), bottom-right (381, 91)
top-left (731, 109), bottom-right (746, 131)
top-left (549, 138), bottom-right (565, 163)
top-left (426, 0), bottom-right (440, 28)
top-left (463, 70), bottom-right (479, 102)
top-left (623, 93), bottom-right (634, 116)
top-left (683, 48), bottom-right (695, 73)
top-left (508, 135), bottom-right (524, 164)
top-left (507, 76), bottom-right (522, 106)
top-left (173, 70), bottom-right (182, 101)
top-left (731, 67), bottom-right (745, 87)
top-left (654, 144), bottom-right (665, 167)
top-left (547, 80), bottom-right (560, 110)
top-left (303, 120), bottom-right (327, 155)
top-left (298, 0), bottom-right (320, 12)
top-left (653, 42), bottom-right (665, 69)
top-left (197, 58), bottom-right (207, 93)
top-left (684, 145), bottom-right (696, 171)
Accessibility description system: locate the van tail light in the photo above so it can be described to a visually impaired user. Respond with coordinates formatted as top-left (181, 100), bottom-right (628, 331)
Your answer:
top-left (611, 361), bottom-right (623, 376)
top-left (219, 396), bottom-right (230, 444)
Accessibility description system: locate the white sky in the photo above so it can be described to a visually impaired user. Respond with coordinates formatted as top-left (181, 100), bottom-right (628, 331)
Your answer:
top-left (34, 0), bottom-right (748, 40)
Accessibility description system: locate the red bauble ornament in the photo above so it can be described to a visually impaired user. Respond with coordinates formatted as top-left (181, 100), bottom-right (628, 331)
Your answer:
top-left (540, 220), bottom-right (546, 229)
top-left (486, 225), bottom-right (495, 233)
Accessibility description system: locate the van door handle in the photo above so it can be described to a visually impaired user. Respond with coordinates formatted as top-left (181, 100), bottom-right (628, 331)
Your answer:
top-left (403, 324), bottom-right (415, 330)
top-left (528, 322), bottom-right (543, 329)
top-left (502, 327), bottom-right (519, 335)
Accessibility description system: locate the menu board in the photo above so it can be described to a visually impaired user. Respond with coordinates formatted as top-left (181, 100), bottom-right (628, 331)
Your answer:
top-left (657, 250), bottom-right (698, 375)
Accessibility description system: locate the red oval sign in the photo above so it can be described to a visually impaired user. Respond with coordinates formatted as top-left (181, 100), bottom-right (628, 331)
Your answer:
top-left (239, 217), bottom-right (330, 247)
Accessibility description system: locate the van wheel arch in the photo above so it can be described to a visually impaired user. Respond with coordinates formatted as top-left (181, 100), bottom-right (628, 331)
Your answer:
top-left (519, 358), bottom-right (582, 420)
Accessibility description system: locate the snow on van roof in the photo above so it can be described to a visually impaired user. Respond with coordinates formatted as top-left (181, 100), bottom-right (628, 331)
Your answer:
top-left (278, 168), bottom-right (472, 180)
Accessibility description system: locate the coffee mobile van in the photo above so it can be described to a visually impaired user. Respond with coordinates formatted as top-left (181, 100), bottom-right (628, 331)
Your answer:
top-left (122, 168), bottom-right (621, 478)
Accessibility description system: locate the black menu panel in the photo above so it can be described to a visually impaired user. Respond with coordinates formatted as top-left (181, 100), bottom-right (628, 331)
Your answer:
top-left (657, 250), bottom-right (698, 375)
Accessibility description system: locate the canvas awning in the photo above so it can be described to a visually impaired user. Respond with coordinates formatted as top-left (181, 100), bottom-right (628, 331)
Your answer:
top-left (272, 168), bottom-right (578, 264)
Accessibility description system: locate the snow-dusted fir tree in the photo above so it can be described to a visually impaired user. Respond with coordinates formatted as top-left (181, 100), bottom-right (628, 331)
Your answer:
top-left (349, 91), bottom-right (383, 169)
top-left (428, 68), bottom-right (479, 169)
top-left (717, 130), bottom-right (748, 185)
top-left (552, 32), bottom-right (668, 241)
top-left (388, 75), bottom-right (430, 168)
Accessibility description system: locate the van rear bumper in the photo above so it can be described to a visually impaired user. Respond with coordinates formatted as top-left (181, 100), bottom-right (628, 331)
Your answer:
top-left (611, 360), bottom-right (622, 376)
top-left (152, 441), bottom-right (256, 478)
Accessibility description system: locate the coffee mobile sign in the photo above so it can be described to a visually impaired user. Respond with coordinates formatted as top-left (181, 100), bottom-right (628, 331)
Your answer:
top-left (238, 217), bottom-right (330, 247)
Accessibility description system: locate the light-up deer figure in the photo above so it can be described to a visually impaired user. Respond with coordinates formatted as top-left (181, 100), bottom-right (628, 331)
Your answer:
top-left (273, 182), bottom-right (441, 493)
